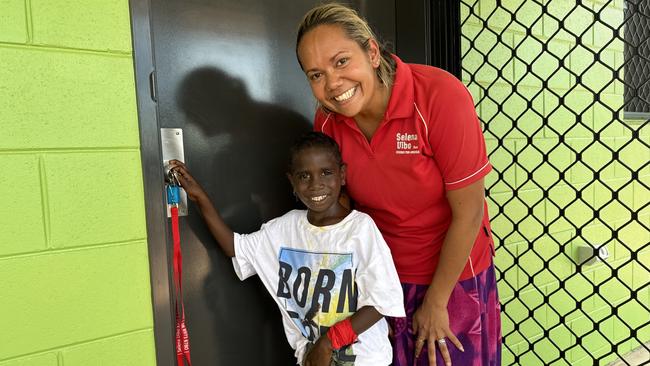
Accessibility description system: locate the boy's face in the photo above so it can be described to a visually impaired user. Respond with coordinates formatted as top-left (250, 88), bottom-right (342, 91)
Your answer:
top-left (287, 147), bottom-right (346, 220)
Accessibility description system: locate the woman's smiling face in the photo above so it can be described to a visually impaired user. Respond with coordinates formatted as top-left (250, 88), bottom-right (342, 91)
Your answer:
top-left (297, 24), bottom-right (381, 119)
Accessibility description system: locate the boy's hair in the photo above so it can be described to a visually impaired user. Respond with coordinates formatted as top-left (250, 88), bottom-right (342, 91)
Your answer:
top-left (288, 132), bottom-right (343, 172)
top-left (296, 2), bottom-right (396, 89)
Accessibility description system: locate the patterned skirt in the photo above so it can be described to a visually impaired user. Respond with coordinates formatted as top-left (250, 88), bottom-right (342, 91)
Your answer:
top-left (387, 263), bottom-right (502, 366)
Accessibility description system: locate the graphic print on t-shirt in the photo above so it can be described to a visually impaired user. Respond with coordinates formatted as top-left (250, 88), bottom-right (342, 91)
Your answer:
top-left (276, 248), bottom-right (358, 342)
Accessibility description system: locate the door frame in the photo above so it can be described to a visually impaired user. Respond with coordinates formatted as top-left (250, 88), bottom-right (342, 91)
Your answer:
top-left (129, 0), bottom-right (175, 365)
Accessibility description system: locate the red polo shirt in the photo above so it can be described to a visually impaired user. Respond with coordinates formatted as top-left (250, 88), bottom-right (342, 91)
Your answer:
top-left (315, 55), bottom-right (494, 284)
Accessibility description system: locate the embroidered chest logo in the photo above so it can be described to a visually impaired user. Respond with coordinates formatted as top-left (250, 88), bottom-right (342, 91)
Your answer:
top-left (395, 132), bottom-right (420, 155)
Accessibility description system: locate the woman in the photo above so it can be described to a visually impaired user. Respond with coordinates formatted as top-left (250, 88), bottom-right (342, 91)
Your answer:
top-left (295, 3), bottom-right (501, 366)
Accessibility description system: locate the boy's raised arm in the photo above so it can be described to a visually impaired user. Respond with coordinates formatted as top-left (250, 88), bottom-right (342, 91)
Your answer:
top-left (168, 160), bottom-right (235, 257)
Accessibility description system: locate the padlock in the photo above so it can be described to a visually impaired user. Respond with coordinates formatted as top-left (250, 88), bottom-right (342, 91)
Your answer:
top-left (167, 184), bottom-right (181, 205)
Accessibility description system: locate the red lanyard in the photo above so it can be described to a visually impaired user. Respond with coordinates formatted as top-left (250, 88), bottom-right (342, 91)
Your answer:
top-left (171, 205), bottom-right (192, 365)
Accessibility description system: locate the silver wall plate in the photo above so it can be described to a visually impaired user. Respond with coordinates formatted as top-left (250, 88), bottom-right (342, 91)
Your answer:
top-left (161, 128), bottom-right (188, 217)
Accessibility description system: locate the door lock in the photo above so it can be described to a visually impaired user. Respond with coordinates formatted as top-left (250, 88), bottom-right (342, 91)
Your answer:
top-left (161, 128), bottom-right (188, 217)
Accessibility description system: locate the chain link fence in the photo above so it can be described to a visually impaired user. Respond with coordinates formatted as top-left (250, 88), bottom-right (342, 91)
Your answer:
top-left (460, 0), bottom-right (649, 364)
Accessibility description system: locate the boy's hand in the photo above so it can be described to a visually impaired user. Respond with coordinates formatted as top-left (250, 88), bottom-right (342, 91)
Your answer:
top-left (304, 336), bottom-right (333, 366)
top-left (167, 160), bottom-right (207, 202)
top-left (167, 160), bottom-right (235, 257)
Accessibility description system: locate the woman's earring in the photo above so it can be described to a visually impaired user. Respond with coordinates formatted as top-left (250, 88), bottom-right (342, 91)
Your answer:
top-left (293, 191), bottom-right (299, 202)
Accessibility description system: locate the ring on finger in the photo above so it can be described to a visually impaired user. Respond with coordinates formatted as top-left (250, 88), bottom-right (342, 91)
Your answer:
top-left (416, 338), bottom-right (426, 344)
top-left (437, 338), bottom-right (446, 345)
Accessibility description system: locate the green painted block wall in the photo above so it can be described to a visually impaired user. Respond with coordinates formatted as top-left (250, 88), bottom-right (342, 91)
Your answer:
top-left (462, 0), bottom-right (649, 365)
top-left (0, 0), bottom-right (28, 43)
top-left (0, 0), bottom-right (156, 364)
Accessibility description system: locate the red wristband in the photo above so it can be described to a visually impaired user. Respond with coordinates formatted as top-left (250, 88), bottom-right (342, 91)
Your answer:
top-left (326, 318), bottom-right (358, 350)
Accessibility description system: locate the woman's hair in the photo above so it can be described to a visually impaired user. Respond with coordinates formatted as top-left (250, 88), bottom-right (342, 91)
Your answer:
top-left (296, 2), bottom-right (396, 89)
top-left (288, 132), bottom-right (343, 172)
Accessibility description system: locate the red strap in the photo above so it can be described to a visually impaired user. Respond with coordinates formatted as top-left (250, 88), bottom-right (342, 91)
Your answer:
top-left (171, 206), bottom-right (182, 289)
top-left (175, 306), bottom-right (191, 365)
top-left (171, 206), bottom-right (192, 365)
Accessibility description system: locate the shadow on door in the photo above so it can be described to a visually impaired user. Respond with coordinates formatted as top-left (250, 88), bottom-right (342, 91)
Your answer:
top-left (176, 67), bottom-right (310, 365)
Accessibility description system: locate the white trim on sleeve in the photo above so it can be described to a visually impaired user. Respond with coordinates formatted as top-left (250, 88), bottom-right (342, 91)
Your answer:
top-left (445, 161), bottom-right (491, 187)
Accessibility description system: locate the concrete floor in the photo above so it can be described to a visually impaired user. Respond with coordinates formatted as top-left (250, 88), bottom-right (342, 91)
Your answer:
top-left (606, 343), bottom-right (650, 366)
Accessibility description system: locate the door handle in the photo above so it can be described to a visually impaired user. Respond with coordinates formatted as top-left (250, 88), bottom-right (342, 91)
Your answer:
top-left (161, 128), bottom-right (188, 217)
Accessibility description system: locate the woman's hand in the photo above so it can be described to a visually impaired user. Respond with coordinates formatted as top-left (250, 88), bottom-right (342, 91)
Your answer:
top-left (412, 303), bottom-right (463, 366)
top-left (304, 336), bottom-right (333, 366)
top-left (413, 179), bottom-right (482, 365)
top-left (167, 160), bottom-right (207, 202)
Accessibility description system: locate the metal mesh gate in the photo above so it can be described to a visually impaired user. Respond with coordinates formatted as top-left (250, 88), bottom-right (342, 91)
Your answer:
top-left (624, 1), bottom-right (650, 117)
top-left (459, 0), bottom-right (649, 365)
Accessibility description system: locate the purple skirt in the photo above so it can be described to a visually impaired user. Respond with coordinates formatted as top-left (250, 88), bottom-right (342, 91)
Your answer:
top-left (387, 263), bottom-right (501, 366)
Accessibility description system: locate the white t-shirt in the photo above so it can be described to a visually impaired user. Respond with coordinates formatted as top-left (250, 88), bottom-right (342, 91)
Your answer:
top-left (232, 209), bottom-right (405, 366)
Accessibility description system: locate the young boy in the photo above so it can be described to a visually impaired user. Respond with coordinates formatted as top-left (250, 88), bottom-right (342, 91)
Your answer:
top-left (169, 132), bottom-right (404, 365)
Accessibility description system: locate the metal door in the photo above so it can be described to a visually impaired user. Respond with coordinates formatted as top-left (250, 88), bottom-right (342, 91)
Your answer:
top-left (132, 1), bottom-right (396, 364)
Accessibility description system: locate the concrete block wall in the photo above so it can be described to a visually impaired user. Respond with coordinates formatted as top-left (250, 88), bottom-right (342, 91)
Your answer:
top-left (0, 1), bottom-right (156, 365)
top-left (461, 0), bottom-right (649, 365)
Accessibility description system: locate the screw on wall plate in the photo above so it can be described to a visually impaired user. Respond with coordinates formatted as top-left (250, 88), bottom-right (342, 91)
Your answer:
top-left (597, 246), bottom-right (610, 261)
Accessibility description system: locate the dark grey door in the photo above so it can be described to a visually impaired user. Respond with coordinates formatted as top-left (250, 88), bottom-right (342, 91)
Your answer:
top-left (144, 0), bottom-right (395, 365)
